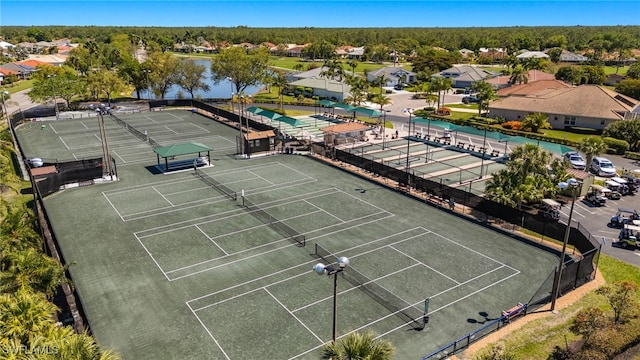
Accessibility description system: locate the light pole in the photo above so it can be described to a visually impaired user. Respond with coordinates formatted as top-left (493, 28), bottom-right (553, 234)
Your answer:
top-left (479, 127), bottom-right (488, 178)
top-left (551, 178), bottom-right (579, 312)
top-left (402, 108), bottom-right (414, 173)
top-left (90, 104), bottom-right (114, 179)
top-left (314, 256), bottom-right (350, 343)
top-left (143, 69), bottom-right (152, 100)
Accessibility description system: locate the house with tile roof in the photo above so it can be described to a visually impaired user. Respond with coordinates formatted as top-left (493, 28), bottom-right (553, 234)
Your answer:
top-left (488, 80), bottom-right (639, 130)
top-left (366, 67), bottom-right (417, 86)
top-left (558, 50), bottom-right (589, 63)
top-left (433, 65), bottom-right (498, 89)
top-left (26, 54), bottom-right (67, 66)
top-left (516, 51), bottom-right (549, 59)
top-left (486, 70), bottom-right (555, 89)
top-left (0, 63), bottom-right (36, 79)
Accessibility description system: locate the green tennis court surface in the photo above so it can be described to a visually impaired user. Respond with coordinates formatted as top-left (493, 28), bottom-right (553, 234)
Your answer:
top-left (15, 110), bottom-right (558, 359)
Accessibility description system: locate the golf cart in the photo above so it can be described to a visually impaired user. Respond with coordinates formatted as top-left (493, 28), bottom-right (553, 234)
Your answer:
top-left (604, 180), bottom-right (623, 199)
top-left (538, 198), bottom-right (561, 221)
top-left (617, 224), bottom-right (640, 250)
top-left (585, 184), bottom-right (608, 206)
top-left (611, 176), bottom-right (634, 195)
top-left (609, 208), bottom-right (640, 228)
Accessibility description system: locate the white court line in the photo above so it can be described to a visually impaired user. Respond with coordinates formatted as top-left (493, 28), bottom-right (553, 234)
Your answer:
top-left (169, 212), bottom-right (394, 282)
top-left (80, 121), bottom-right (89, 129)
top-left (49, 124), bottom-right (58, 134)
top-left (58, 136), bottom-right (70, 150)
top-left (189, 123), bottom-right (210, 133)
top-left (102, 192), bottom-right (125, 222)
top-left (186, 302), bottom-right (231, 360)
top-left (246, 169), bottom-right (275, 185)
top-left (134, 233), bottom-right (171, 281)
top-left (152, 186), bottom-right (174, 206)
top-left (164, 126), bottom-right (179, 134)
top-left (264, 288), bottom-right (324, 344)
top-left (195, 225), bottom-right (228, 256)
top-left (188, 228), bottom-right (425, 304)
top-left (111, 150), bottom-right (126, 163)
top-left (302, 199), bottom-right (344, 224)
top-left (390, 245), bottom-right (461, 285)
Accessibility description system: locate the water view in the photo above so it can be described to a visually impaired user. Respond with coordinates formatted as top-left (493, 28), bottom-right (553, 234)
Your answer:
top-left (136, 59), bottom-right (262, 100)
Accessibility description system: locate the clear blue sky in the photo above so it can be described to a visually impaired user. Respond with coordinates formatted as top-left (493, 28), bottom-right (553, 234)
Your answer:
top-left (2, 1), bottom-right (639, 28)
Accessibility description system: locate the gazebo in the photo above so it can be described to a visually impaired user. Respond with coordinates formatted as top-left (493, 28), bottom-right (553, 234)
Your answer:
top-left (153, 142), bottom-right (213, 172)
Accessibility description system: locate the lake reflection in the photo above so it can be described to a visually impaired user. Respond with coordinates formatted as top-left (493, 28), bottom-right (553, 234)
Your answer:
top-left (136, 59), bottom-right (262, 100)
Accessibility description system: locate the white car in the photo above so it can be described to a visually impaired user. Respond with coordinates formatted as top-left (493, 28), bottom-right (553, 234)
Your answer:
top-left (590, 156), bottom-right (617, 177)
top-left (563, 152), bottom-right (586, 170)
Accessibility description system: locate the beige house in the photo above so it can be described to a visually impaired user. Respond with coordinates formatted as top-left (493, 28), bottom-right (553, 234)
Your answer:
top-left (320, 122), bottom-right (370, 145)
top-left (488, 80), bottom-right (639, 130)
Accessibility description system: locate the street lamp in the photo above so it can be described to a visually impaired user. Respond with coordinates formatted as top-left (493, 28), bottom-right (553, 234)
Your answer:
top-left (551, 178), bottom-right (580, 312)
top-left (479, 127), bottom-right (488, 178)
top-left (143, 69), bottom-right (152, 100)
top-left (314, 256), bottom-right (350, 343)
top-left (402, 108), bottom-right (414, 173)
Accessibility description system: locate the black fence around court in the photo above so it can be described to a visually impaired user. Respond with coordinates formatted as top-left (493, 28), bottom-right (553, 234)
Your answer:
top-left (29, 157), bottom-right (114, 197)
top-left (309, 142), bottom-right (602, 359)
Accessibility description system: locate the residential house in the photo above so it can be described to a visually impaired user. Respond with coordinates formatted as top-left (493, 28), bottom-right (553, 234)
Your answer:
top-left (26, 54), bottom-right (68, 66)
top-left (516, 51), bottom-right (549, 59)
top-left (0, 62), bottom-right (36, 79)
top-left (604, 73), bottom-right (626, 86)
top-left (458, 49), bottom-right (474, 58)
top-left (286, 67), bottom-right (326, 82)
top-left (288, 77), bottom-right (351, 101)
top-left (433, 65), bottom-right (497, 89)
top-left (320, 122), bottom-right (370, 145)
top-left (488, 80), bottom-right (639, 130)
top-left (478, 47), bottom-right (506, 61)
top-left (0, 41), bottom-right (14, 49)
top-left (286, 45), bottom-right (306, 57)
top-left (558, 50), bottom-right (589, 63)
top-left (486, 70), bottom-right (555, 89)
top-left (366, 67), bottom-right (417, 87)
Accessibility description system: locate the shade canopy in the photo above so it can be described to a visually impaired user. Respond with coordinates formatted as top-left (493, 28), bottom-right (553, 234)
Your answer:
top-left (248, 107), bottom-right (308, 127)
top-left (246, 106), bottom-right (265, 115)
top-left (333, 102), bottom-right (357, 112)
top-left (153, 142), bottom-right (212, 158)
top-left (354, 106), bottom-right (382, 117)
top-left (318, 99), bottom-right (337, 107)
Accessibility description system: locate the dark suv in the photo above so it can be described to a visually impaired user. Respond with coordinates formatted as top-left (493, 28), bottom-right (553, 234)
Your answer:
top-left (462, 96), bottom-right (479, 104)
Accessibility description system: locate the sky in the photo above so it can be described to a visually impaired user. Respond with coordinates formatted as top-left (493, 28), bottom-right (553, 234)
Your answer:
top-left (1, 0), bottom-right (639, 28)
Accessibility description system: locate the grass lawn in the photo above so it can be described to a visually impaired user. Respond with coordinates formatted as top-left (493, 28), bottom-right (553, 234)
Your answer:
top-left (4, 79), bottom-right (34, 94)
top-left (446, 103), bottom-right (479, 110)
top-left (541, 129), bottom-right (599, 143)
top-left (470, 254), bottom-right (640, 360)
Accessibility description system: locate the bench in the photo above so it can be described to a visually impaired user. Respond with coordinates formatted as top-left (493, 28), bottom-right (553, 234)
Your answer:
top-left (457, 142), bottom-right (465, 149)
top-left (467, 144), bottom-right (475, 151)
top-left (491, 150), bottom-right (500, 157)
top-left (501, 303), bottom-right (526, 323)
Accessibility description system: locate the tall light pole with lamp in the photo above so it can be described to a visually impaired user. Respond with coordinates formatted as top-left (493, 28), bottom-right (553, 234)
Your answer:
top-left (551, 178), bottom-right (580, 312)
top-left (402, 108), bottom-right (414, 173)
top-left (313, 256), bottom-right (350, 343)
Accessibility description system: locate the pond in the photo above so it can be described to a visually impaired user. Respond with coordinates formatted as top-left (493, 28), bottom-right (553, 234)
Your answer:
top-left (136, 59), bottom-right (262, 100)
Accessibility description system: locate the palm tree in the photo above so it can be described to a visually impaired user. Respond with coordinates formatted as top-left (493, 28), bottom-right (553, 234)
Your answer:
top-left (521, 112), bottom-right (551, 133)
top-left (0, 248), bottom-right (68, 298)
top-left (471, 80), bottom-right (497, 116)
top-left (576, 137), bottom-right (608, 169)
top-left (0, 289), bottom-right (59, 346)
top-left (346, 58), bottom-right (358, 76)
top-left (56, 332), bottom-right (121, 360)
top-left (371, 93), bottom-right (392, 143)
top-left (320, 332), bottom-right (395, 360)
top-left (271, 72), bottom-right (288, 111)
top-left (509, 64), bottom-right (528, 85)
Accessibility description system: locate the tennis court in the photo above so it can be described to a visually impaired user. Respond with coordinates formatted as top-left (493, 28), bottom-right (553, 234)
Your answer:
top-left (16, 109), bottom-right (558, 359)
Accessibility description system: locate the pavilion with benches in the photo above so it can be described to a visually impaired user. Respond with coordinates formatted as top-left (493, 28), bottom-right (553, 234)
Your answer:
top-left (153, 142), bottom-right (212, 173)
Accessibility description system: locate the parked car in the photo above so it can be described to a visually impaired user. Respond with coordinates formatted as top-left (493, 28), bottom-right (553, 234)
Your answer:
top-left (562, 152), bottom-right (586, 170)
top-left (462, 96), bottom-right (479, 104)
top-left (590, 156), bottom-right (617, 177)
top-left (394, 84), bottom-right (407, 90)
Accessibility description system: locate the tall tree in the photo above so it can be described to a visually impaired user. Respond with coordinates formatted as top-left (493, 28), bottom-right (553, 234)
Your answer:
top-left (509, 64), bottom-right (528, 85)
top-left (176, 59), bottom-right (210, 99)
top-left (471, 80), bottom-right (497, 116)
top-left (595, 281), bottom-right (638, 324)
top-left (270, 72), bottom-right (288, 111)
top-left (146, 51), bottom-right (180, 99)
top-left (210, 46), bottom-right (270, 94)
top-left (603, 119), bottom-right (640, 151)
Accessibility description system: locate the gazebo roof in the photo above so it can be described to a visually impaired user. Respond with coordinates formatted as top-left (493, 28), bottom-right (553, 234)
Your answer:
top-left (153, 142), bottom-right (212, 158)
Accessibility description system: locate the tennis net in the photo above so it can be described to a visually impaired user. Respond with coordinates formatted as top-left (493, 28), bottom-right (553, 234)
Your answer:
top-left (194, 168), bottom-right (237, 201)
top-left (243, 197), bottom-right (306, 247)
top-left (315, 244), bottom-right (424, 329)
top-left (109, 114), bottom-right (160, 148)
